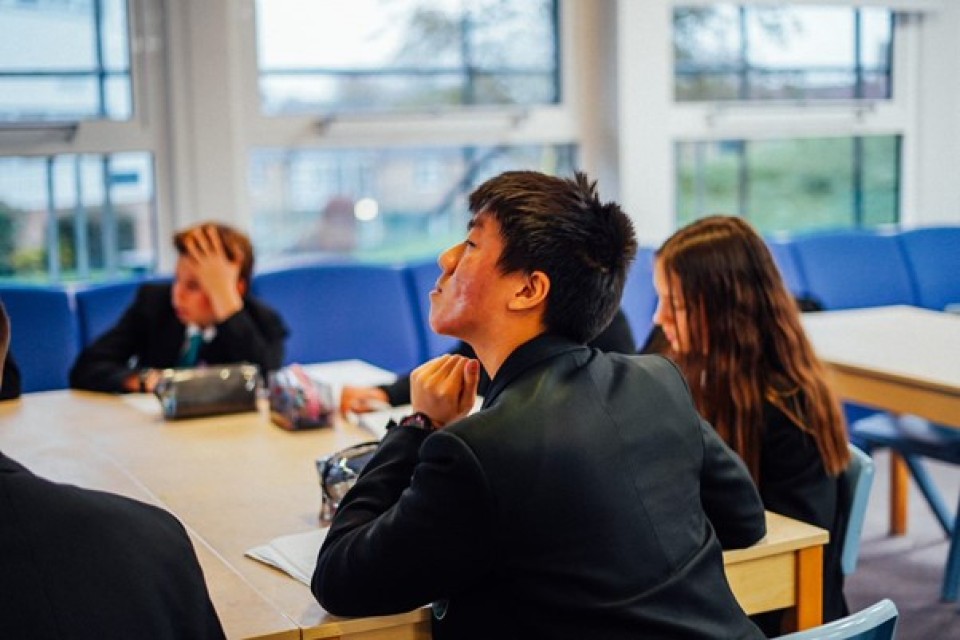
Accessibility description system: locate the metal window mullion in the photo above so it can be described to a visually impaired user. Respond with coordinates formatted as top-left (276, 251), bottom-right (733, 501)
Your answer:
top-left (44, 157), bottom-right (60, 281)
top-left (738, 140), bottom-right (749, 219)
top-left (854, 9), bottom-right (864, 99)
top-left (93, 0), bottom-right (108, 118)
top-left (852, 136), bottom-right (864, 227)
top-left (738, 7), bottom-right (749, 100)
top-left (73, 155), bottom-right (90, 279)
top-left (101, 155), bottom-right (118, 275)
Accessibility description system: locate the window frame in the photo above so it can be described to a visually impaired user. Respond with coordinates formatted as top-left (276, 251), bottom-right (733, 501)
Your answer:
top-left (617, 0), bottom-right (925, 246)
top-left (0, 0), bottom-right (168, 282)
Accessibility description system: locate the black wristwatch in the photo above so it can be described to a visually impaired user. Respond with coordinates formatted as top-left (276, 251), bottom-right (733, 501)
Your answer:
top-left (390, 411), bottom-right (437, 433)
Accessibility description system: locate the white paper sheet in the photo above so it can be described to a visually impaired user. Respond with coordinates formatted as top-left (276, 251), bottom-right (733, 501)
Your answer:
top-left (245, 527), bottom-right (328, 586)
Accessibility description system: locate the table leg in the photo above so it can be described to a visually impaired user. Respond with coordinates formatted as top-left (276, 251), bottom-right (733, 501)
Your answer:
top-left (793, 545), bottom-right (824, 631)
top-left (890, 452), bottom-right (909, 536)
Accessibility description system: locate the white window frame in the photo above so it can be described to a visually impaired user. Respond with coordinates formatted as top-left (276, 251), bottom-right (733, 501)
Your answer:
top-left (162, 0), bottom-right (585, 266)
top-left (0, 0), bottom-right (171, 275)
top-left (617, 0), bottom-right (934, 247)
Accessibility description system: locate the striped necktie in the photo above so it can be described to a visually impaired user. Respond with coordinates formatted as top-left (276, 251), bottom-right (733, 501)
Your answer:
top-left (177, 332), bottom-right (203, 367)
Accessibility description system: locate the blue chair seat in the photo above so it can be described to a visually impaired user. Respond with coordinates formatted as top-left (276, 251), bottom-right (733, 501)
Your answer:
top-left (842, 444), bottom-right (875, 576)
top-left (774, 598), bottom-right (898, 640)
top-left (852, 413), bottom-right (960, 602)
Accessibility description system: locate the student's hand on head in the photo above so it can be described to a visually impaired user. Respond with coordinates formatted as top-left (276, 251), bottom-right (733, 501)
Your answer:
top-left (184, 225), bottom-right (245, 321)
top-left (340, 386), bottom-right (390, 416)
top-left (410, 354), bottom-right (480, 428)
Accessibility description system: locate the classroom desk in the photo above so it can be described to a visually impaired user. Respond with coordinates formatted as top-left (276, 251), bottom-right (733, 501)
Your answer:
top-left (0, 389), bottom-right (827, 637)
top-left (803, 305), bottom-right (960, 535)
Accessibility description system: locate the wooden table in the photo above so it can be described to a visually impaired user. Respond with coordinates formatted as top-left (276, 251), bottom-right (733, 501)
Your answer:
top-left (803, 305), bottom-right (960, 535)
top-left (0, 389), bottom-right (827, 637)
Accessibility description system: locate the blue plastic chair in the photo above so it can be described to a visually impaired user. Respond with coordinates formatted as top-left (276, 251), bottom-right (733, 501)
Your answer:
top-left (621, 247), bottom-right (657, 345)
top-left (791, 231), bottom-right (917, 311)
top-left (774, 598), bottom-right (898, 640)
top-left (852, 414), bottom-right (960, 601)
top-left (791, 230), bottom-right (920, 443)
top-left (404, 258), bottom-right (458, 361)
top-left (252, 263), bottom-right (423, 374)
top-left (74, 278), bottom-right (169, 348)
top-left (0, 287), bottom-right (78, 392)
top-left (766, 236), bottom-right (809, 300)
top-left (897, 226), bottom-right (960, 312)
top-left (842, 444), bottom-right (875, 576)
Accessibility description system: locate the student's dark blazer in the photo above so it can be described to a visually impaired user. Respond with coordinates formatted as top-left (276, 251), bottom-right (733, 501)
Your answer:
top-left (752, 397), bottom-right (848, 634)
top-left (69, 282), bottom-right (288, 393)
top-left (379, 308), bottom-right (637, 405)
top-left (314, 334), bottom-right (767, 640)
top-left (0, 452), bottom-right (225, 639)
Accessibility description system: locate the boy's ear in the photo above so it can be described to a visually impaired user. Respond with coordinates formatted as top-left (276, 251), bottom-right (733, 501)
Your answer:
top-left (236, 279), bottom-right (248, 297)
top-left (507, 270), bottom-right (550, 312)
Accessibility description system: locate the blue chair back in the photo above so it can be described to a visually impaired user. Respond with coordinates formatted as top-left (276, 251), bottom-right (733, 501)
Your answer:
top-left (404, 259), bottom-right (458, 361)
top-left (622, 247), bottom-right (657, 346)
top-left (774, 598), bottom-right (898, 640)
top-left (897, 226), bottom-right (960, 312)
top-left (74, 279), bottom-right (166, 348)
top-left (842, 443), bottom-right (875, 576)
top-left (766, 236), bottom-right (808, 299)
top-left (253, 263), bottom-right (422, 374)
top-left (792, 231), bottom-right (917, 310)
top-left (0, 287), bottom-right (77, 392)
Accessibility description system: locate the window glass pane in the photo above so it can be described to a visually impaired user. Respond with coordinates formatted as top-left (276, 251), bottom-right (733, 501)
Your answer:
top-left (675, 135), bottom-right (899, 233)
top-left (0, 152), bottom-right (156, 283)
top-left (255, 0), bottom-right (559, 115)
top-left (249, 144), bottom-right (576, 263)
top-left (674, 5), bottom-right (893, 102)
top-left (0, 0), bottom-right (132, 121)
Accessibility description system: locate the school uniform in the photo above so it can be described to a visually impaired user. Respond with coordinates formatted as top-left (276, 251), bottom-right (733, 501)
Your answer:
top-left (0, 452), bottom-right (225, 639)
top-left (314, 334), bottom-right (767, 639)
top-left (69, 282), bottom-right (287, 393)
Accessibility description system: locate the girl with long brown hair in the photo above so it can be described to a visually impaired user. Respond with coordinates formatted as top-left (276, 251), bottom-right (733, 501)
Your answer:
top-left (654, 215), bottom-right (850, 635)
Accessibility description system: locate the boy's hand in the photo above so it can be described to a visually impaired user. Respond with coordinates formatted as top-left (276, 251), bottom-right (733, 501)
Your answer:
top-left (410, 355), bottom-right (480, 428)
top-left (183, 225), bottom-right (244, 321)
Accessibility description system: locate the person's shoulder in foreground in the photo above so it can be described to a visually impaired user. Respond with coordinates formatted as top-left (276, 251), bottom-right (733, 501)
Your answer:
top-left (0, 300), bottom-right (224, 639)
top-left (0, 452), bottom-right (226, 639)
top-left (312, 170), bottom-right (767, 640)
top-left (69, 221), bottom-right (288, 394)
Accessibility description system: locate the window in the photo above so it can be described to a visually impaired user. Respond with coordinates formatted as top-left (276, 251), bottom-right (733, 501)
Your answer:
top-left (255, 0), bottom-right (560, 115)
top-left (249, 144), bottom-right (576, 264)
top-left (676, 135), bottom-right (900, 233)
top-left (247, 0), bottom-right (571, 264)
top-left (652, 3), bottom-right (906, 235)
top-left (674, 5), bottom-right (893, 102)
top-left (0, 0), bottom-right (161, 284)
top-left (0, 152), bottom-right (155, 282)
top-left (0, 0), bottom-right (132, 122)
top-left (0, 0), bottom-right (157, 282)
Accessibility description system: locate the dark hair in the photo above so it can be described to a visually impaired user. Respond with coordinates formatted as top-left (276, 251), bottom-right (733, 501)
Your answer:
top-left (468, 171), bottom-right (637, 344)
top-left (174, 222), bottom-right (255, 286)
top-left (656, 215), bottom-right (849, 479)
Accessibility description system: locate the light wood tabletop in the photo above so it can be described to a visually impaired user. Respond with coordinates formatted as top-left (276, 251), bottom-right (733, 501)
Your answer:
top-left (0, 386), bottom-right (827, 637)
top-left (803, 305), bottom-right (960, 535)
